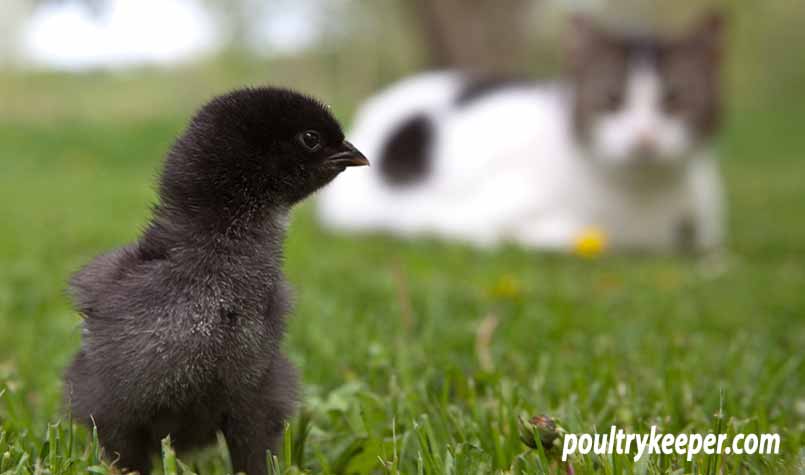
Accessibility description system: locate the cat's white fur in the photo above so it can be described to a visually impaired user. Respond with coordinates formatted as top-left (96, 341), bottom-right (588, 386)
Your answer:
top-left (317, 70), bottom-right (724, 252)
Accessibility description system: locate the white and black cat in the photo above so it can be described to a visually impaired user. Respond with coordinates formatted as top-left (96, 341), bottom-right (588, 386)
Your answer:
top-left (318, 13), bottom-right (726, 253)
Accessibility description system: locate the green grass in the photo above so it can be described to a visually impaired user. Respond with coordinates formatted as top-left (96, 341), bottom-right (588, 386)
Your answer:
top-left (1, 71), bottom-right (804, 474)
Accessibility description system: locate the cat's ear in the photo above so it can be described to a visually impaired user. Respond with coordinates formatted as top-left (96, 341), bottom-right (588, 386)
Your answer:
top-left (565, 14), bottom-right (609, 71)
top-left (685, 11), bottom-right (726, 61)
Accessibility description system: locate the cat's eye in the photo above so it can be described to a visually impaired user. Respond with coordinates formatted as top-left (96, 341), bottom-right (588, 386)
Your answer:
top-left (298, 130), bottom-right (322, 152)
top-left (602, 90), bottom-right (623, 112)
top-left (663, 87), bottom-right (682, 112)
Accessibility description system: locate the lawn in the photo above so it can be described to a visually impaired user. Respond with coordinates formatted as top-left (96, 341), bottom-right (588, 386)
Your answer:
top-left (0, 68), bottom-right (803, 474)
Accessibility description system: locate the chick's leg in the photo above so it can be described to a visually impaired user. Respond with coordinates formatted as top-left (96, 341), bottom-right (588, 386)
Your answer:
top-left (98, 426), bottom-right (153, 475)
top-left (224, 355), bottom-right (298, 475)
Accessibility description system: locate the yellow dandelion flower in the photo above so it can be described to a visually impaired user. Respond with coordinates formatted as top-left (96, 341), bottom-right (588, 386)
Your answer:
top-left (490, 275), bottom-right (522, 299)
top-left (573, 227), bottom-right (607, 258)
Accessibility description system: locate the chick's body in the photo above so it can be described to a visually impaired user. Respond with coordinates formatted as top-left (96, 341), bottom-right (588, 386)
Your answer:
top-left (67, 228), bottom-right (293, 466)
top-left (64, 87), bottom-right (368, 475)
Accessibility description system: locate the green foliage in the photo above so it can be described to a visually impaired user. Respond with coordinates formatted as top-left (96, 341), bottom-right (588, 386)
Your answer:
top-left (1, 106), bottom-right (803, 473)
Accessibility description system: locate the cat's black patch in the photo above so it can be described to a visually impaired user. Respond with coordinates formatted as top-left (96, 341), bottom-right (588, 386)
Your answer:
top-left (379, 114), bottom-right (434, 186)
top-left (454, 76), bottom-right (532, 107)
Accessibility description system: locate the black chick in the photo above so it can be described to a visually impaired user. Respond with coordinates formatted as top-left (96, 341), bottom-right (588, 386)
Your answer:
top-left (64, 87), bottom-right (368, 475)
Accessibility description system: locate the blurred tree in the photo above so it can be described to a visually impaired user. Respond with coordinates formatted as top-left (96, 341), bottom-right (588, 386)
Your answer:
top-left (409, 0), bottom-right (540, 74)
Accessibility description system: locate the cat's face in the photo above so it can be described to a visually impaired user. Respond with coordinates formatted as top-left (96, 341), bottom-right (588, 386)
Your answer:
top-left (568, 14), bottom-right (723, 168)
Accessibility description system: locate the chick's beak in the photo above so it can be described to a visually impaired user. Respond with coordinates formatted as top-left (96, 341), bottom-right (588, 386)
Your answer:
top-left (326, 140), bottom-right (369, 167)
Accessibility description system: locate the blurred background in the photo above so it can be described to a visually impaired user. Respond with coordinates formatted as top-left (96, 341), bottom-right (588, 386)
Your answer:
top-left (1, 1), bottom-right (804, 473)
top-left (1, 0), bottom-right (804, 132)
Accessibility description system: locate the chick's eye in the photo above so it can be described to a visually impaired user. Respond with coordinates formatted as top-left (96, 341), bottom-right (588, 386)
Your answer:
top-left (298, 130), bottom-right (322, 152)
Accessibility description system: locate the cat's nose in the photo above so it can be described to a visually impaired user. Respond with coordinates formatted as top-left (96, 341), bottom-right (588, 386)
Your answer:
top-left (634, 133), bottom-right (658, 158)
